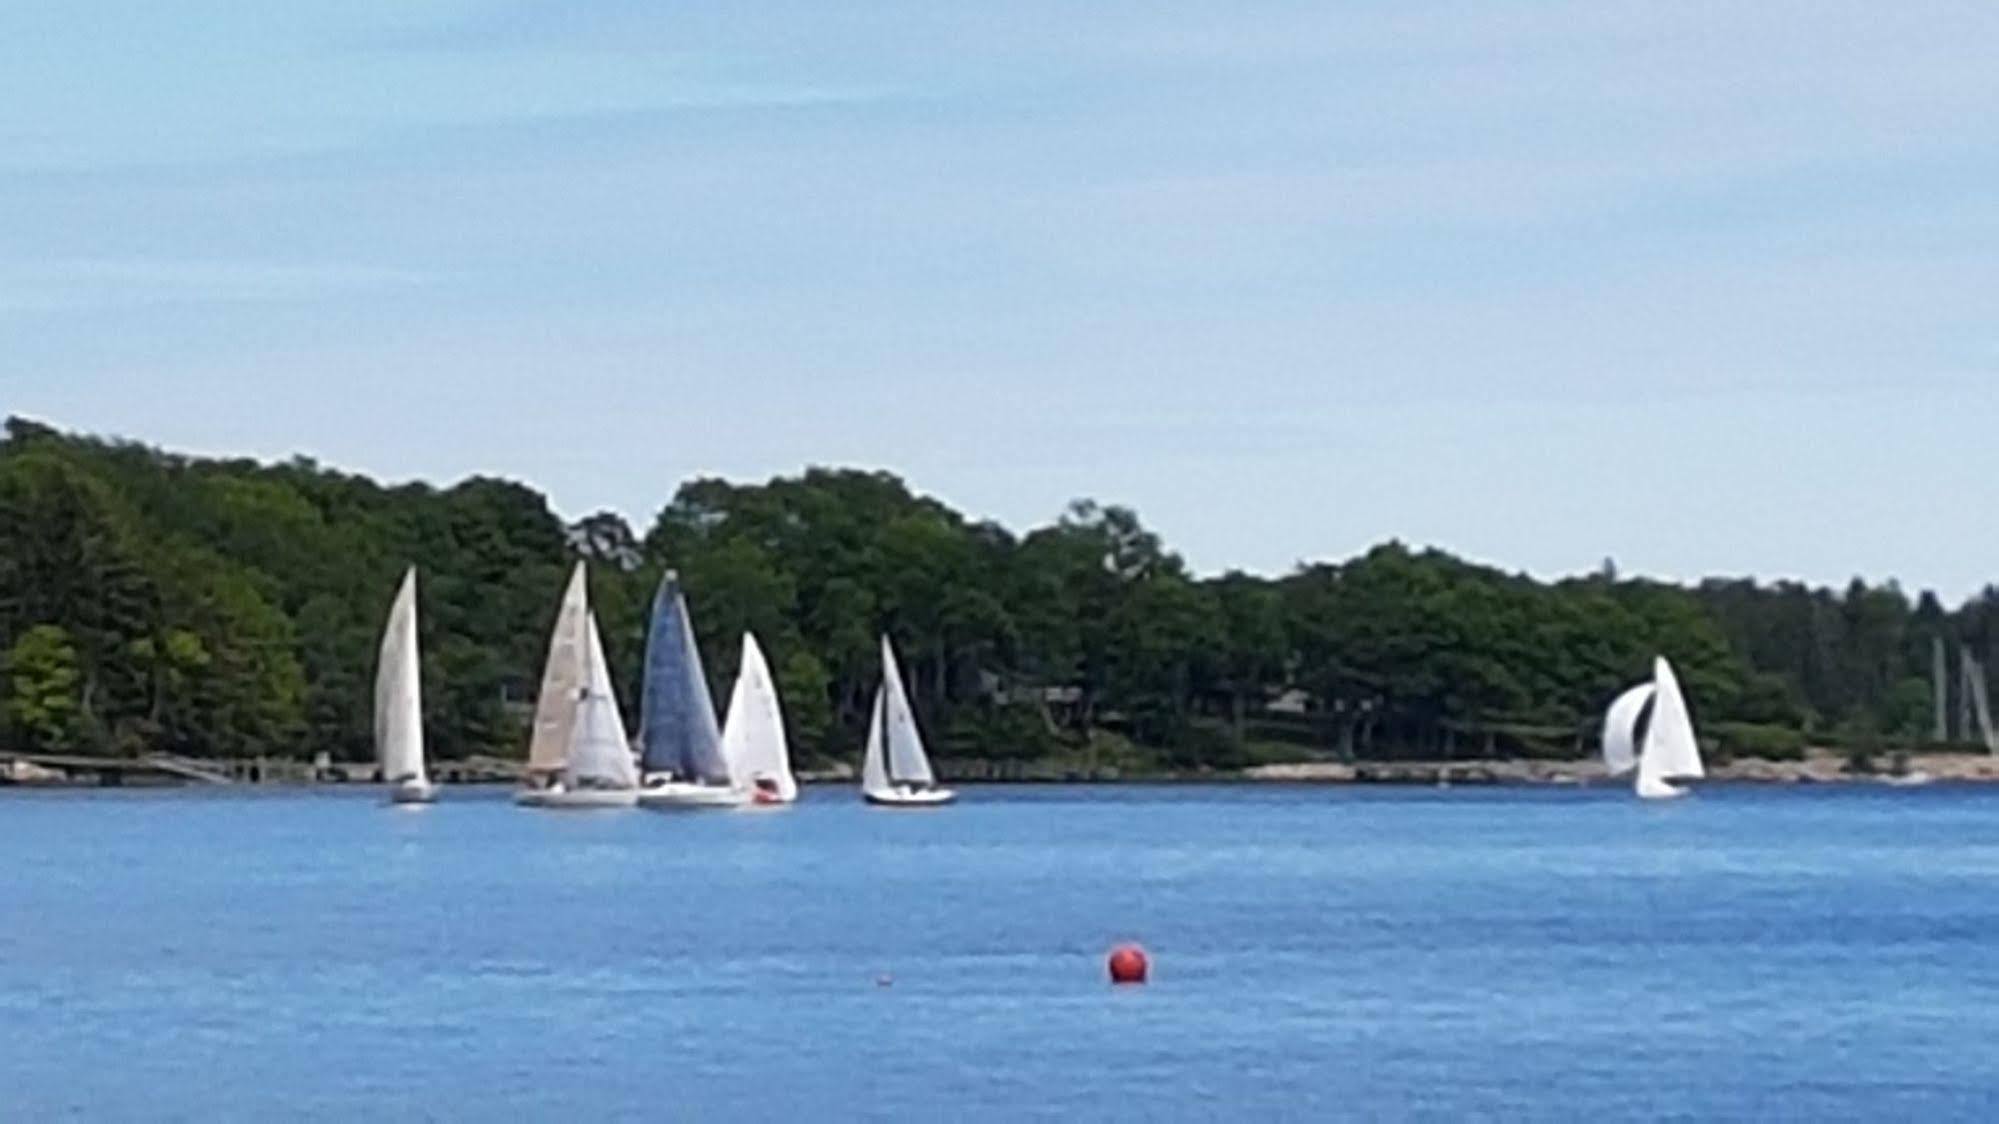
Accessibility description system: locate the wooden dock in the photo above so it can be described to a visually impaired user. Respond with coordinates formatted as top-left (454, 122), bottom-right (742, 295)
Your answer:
top-left (1, 752), bottom-right (524, 787)
top-left (3, 752), bottom-right (235, 786)
top-left (141, 754), bottom-right (237, 784)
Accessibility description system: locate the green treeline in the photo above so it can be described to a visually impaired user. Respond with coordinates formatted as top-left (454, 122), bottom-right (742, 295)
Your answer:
top-left (1, 417), bottom-right (1993, 769)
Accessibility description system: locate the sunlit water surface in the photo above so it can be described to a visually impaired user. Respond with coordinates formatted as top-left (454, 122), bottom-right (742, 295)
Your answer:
top-left (5, 784), bottom-right (1999, 1120)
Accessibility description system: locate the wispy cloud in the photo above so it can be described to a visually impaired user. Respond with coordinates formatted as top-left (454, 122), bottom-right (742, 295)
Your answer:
top-left (8, 1), bottom-right (1999, 593)
top-left (0, 259), bottom-right (438, 313)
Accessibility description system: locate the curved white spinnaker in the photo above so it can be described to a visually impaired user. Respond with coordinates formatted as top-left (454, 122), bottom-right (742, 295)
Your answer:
top-left (1601, 683), bottom-right (1654, 778)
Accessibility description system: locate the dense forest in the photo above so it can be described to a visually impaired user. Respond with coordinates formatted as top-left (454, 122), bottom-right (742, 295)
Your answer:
top-left (1, 417), bottom-right (1994, 772)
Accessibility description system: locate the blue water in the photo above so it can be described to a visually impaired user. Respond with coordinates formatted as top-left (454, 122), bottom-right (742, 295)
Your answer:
top-left (5, 784), bottom-right (1999, 1120)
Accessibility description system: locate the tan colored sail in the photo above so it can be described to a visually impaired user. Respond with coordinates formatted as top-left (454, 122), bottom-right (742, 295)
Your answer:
top-left (526, 561), bottom-right (589, 775)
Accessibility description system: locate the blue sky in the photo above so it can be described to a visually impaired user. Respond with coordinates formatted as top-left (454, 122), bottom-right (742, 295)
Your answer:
top-left (5, 1), bottom-right (1996, 597)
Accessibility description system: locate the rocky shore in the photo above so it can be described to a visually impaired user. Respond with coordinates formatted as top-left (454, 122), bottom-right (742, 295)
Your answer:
top-left (7, 748), bottom-right (1994, 789)
top-left (1243, 749), bottom-right (1999, 786)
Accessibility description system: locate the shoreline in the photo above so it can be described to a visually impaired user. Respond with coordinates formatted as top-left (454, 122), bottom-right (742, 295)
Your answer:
top-left (1240, 749), bottom-right (1999, 787)
top-left (5, 749), bottom-right (1994, 789)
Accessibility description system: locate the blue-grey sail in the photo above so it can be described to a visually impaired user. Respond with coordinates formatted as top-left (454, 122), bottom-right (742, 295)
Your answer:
top-left (638, 571), bottom-right (729, 782)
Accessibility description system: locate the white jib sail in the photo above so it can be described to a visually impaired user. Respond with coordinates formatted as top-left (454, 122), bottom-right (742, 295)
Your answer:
top-left (374, 567), bottom-right (426, 786)
top-left (1601, 683), bottom-right (1654, 777)
top-left (1643, 657), bottom-right (1705, 782)
top-left (565, 613), bottom-right (637, 789)
top-left (860, 686), bottom-right (891, 797)
top-left (880, 635), bottom-right (936, 786)
top-left (720, 632), bottom-right (795, 801)
top-left (527, 561), bottom-right (589, 776)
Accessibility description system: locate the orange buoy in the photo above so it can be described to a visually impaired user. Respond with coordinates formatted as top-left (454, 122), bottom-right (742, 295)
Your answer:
top-left (1107, 943), bottom-right (1149, 985)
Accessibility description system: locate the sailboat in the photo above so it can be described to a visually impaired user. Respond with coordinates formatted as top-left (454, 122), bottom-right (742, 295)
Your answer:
top-left (374, 567), bottom-right (436, 805)
top-left (520, 561), bottom-right (589, 794)
top-left (861, 635), bottom-right (955, 807)
top-left (719, 632), bottom-right (797, 805)
top-left (635, 571), bottom-right (745, 809)
top-left (1602, 656), bottom-right (1706, 800)
top-left (515, 563), bottom-right (638, 809)
top-left (518, 613), bottom-right (640, 808)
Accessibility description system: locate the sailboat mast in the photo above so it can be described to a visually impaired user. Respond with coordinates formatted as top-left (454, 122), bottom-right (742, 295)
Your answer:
top-left (877, 686), bottom-right (899, 785)
top-left (1934, 635), bottom-right (1949, 744)
top-left (1961, 645), bottom-right (1977, 745)
top-left (1967, 651), bottom-right (1998, 754)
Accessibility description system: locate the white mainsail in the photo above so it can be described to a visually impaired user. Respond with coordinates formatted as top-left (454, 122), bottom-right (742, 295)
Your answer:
top-left (373, 567), bottom-right (427, 786)
top-left (1601, 683), bottom-right (1654, 778)
top-left (1645, 658), bottom-right (1705, 781)
top-left (564, 613), bottom-right (638, 790)
top-left (526, 561), bottom-right (589, 778)
top-left (1634, 657), bottom-right (1704, 799)
top-left (719, 632), bottom-right (796, 801)
top-left (880, 635), bottom-right (937, 786)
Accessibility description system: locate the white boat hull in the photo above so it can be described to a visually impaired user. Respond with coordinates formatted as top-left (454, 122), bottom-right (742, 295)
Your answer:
top-left (1635, 775), bottom-right (1689, 800)
top-left (864, 787), bottom-right (957, 807)
top-left (638, 782), bottom-right (749, 809)
top-left (389, 781), bottom-right (438, 805)
top-left (514, 788), bottom-right (638, 809)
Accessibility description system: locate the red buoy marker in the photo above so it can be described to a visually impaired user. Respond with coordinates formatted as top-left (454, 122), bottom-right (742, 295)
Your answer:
top-left (1107, 943), bottom-right (1149, 985)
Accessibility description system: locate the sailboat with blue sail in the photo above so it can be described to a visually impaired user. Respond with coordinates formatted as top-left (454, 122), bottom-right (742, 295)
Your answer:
top-left (636, 571), bottom-right (746, 808)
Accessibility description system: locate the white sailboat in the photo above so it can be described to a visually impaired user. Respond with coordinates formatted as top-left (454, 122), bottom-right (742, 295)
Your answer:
top-left (516, 564), bottom-right (638, 809)
top-left (520, 561), bottom-right (589, 793)
top-left (861, 635), bottom-right (955, 807)
top-left (719, 632), bottom-right (797, 806)
top-left (1603, 656), bottom-right (1706, 800)
top-left (374, 567), bottom-right (436, 805)
top-left (519, 612), bottom-right (640, 809)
